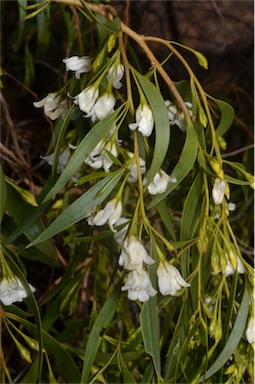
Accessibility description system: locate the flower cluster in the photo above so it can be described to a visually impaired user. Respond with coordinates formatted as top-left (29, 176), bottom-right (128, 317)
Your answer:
top-left (0, 277), bottom-right (36, 306)
top-left (34, 55), bottom-right (193, 304)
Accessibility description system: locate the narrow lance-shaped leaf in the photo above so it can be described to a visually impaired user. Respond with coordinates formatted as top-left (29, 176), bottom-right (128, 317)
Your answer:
top-left (207, 95), bottom-right (235, 136)
top-left (43, 107), bottom-right (123, 202)
top-left (148, 121), bottom-right (198, 208)
top-left (134, 69), bottom-right (170, 189)
top-left (140, 236), bottom-right (161, 377)
top-left (27, 170), bottom-right (125, 248)
top-left (81, 283), bottom-right (122, 383)
top-left (198, 288), bottom-right (250, 383)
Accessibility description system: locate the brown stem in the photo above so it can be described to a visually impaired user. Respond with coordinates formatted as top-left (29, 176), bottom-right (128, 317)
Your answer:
top-left (51, 0), bottom-right (191, 120)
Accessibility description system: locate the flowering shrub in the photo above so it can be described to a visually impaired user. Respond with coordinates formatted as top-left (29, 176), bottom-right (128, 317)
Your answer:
top-left (0, 0), bottom-right (254, 383)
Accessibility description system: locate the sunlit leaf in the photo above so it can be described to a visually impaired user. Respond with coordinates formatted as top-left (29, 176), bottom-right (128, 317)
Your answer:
top-left (27, 170), bottom-right (124, 247)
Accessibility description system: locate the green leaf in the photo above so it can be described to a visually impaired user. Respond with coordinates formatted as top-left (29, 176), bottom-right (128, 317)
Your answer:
top-left (0, 165), bottom-right (7, 222)
top-left (181, 171), bottom-right (203, 241)
top-left (15, 316), bottom-right (81, 384)
top-left (198, 288), bottom-right (250, 382)
top-left (43, 107), bottom-right (122, 202)
top-left (155, 200), bottom-right (176, 241)
top-left (27, 170), bottom-right (124, 248)
top-left (140, 296), bottom-right (161, 377)
top-left (140, 237), bottom-right (161, 377)
top-left (21, 354), bottom-right (40, 384)
top-left (134, 70), bottom-right (171, 188)
top-left (4, 201), bottom-right (49, 245)
top-left (225, 174), bottom-right (252, 186)
top-left (119, 353), bottom-right (137, 383)
top-left (17, 0), bottom-right (27, 49)
top-left (81, 283), bottom-right (121, 383)
top-left (208, 96), bottom-right (235, 136)
top-left (148, 121), bottom-right (198, 208)
top-left (180, 171), bottom-right (203, 278)
top-left (5, 254), bottom-right (43, 382)
top-left (4, 183), bottom-right (57, 258)
top-left (80, 0), bottom-right (121, 32)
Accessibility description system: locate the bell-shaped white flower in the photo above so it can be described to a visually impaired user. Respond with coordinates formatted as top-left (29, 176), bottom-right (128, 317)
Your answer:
top-left (41, 148), bottom-right (70, 173)
top-left (118, 235), bottom-right (154, 271)
top-left (0, 277), bottom-right (36, 306)
top-left (63, 56), bottom-right (93, 79)
top-left (212, 178), bottom-right (226, 205)
top-left (224, 254), bottom-right (244, 277)
top-left (33, 93), bottom-right (68, 120)
top-left (121, 269), bottom-right (157, 302)
top-left (147, 170), bottom-right (177, 195)
top-left (113, 217), bottom-right (130, 245)
top-left (92, 198), bottom-right (122, 232)
top-left (245, 316), bottom-right (255, 345)
top-left (126, 152), bottom-right (146, 183)
top-left (129, 104), bottom-right (154, 137)
top-left (85, 141), bottom-right (118, 172)
top-left (73, 86), bottom-right (99, 114)
top-left (157, 262), bottom-right (190, 296)
top-left (85, 93), bottom-right (115, 122)
top-left (107, 64), bottom-right (124, 89)
top-left (165, 100), bottom-right (193, 132)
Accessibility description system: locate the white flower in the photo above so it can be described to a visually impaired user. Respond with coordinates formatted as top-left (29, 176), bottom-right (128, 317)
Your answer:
top-left (85, 141), bottom-right (118, 172)
top-left (41, 148), bottom-right (70, 173)
top-left (107, 64), bottom-right (124, 89)
top-left (33, 93), bottom-right (68, 120)
top-left (73, 86), bottom-right (99, 114)
top-left (147, 170), bottom-right (177, 195)
top-left (213, 251), bottom-right (245, 277)
top-left (129, 104), bottom-right (154, 137)
top-left (118, 235), bottom-right (154, 271)
top-left (63, 56), bottom-right (93, 79)
top-left (113, 217), bottom-right (130, 245)
top-left (156, 262), bottom-right (190, 296)
top-left (121, 269), bottom-right (157, 302)
top-left (245, 316), bottom-right (255, 345)
top-left (126, 152), bottom-right (146, 183)
top-left (165, 100), bottom-right (193, 132)
top-left (212, 178), bottom-right (226, 205)
top-left (92, 198), bottom-right (122, 232)
top-left (228, 202), bottom-right (236, 211)
top-left (224, 255), bottom-right (244, 277)
top-left (0, 277), bottom-right (36, 306)
top-left (86, 93), bottom-right (116, 122)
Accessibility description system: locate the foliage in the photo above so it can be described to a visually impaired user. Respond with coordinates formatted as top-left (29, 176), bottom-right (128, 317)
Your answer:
top-left (0, 1), bottom-right (254, 383)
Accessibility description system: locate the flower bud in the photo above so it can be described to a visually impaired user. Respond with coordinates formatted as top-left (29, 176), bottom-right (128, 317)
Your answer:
top-left (209, 159), bottom-right (224, 180)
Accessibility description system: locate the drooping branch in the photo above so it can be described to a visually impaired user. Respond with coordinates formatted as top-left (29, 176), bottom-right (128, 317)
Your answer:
top-left (51, 0), bottom-right (192, 120)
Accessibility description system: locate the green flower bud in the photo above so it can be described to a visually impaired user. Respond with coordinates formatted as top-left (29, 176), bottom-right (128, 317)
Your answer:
top-left (209, 159), bottom-right (224, 180)
top-left (107, 33), bottom-right (117, 53)
top-left (216, 133), bottom-right (227, 150)
top-left (92, 46), bottom-right (107, 73)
